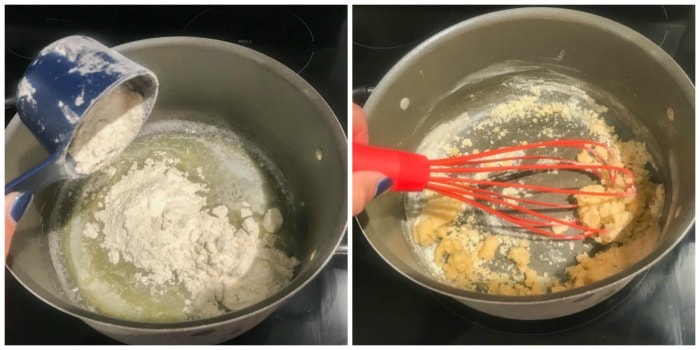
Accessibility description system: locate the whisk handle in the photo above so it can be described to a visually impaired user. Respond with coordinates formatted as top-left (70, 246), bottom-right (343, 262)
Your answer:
top-left (353, 143), bottom-right (429, 191)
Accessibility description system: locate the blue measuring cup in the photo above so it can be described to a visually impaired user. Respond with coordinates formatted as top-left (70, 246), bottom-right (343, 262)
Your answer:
top-left (5, 36), bottom-right (158, 219)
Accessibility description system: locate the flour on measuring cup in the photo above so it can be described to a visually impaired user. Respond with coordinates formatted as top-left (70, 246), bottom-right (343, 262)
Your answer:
top-left (68, 84), bottom-right (145, 175)
top-left (18, 77), bottom-right (36, 107)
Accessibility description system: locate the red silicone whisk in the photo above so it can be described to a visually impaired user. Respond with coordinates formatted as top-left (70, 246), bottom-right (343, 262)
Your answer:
top-left (353, 139), bottom-right (636, 239)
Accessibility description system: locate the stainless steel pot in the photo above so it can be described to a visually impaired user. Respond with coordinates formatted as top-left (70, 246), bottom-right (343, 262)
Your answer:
top-left (6, 37), bottom-right (347, 344)
top-left (359, 7), bottom-right (694, 320)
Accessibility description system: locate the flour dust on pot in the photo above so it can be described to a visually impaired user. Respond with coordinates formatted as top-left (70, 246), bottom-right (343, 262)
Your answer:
top-left (359, 7), bottom-right (694, 320)
top-left (6, 37), bottom-right (347, 344)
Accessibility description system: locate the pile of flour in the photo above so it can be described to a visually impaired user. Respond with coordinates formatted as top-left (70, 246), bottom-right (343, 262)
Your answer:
top-left (82, 154), bottom-right (297, 319)
top-left (68, 84), bottom-right (144, 175)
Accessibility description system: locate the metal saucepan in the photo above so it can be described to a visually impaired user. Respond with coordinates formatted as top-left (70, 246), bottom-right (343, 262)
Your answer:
top-left (359, 7), bottom-right (694, 320)
top-left (6, 37), bottom-right (347, 344)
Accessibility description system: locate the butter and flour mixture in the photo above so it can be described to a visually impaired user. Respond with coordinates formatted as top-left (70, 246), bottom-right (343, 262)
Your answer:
top-left (82, 155), bottom-right (297, 318)
top-left (404, 64), bottom-right (665, 296)
top-left (55, 120), bottom-right (299, 321)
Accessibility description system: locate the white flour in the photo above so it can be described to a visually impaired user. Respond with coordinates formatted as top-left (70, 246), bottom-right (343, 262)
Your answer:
top-left (68, 84), bottom-right (144, 175)
top-left (83, 155), bottom-right (298, 319)
top-left (18, 77), bottom-right (36, 107)
top-left (68, 50), bottom-right (132, 76)
top-left (45, 36), bottom-right (131, 77)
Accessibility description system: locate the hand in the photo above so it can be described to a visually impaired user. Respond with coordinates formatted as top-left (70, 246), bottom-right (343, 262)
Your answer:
top-left (352, 103), bottom-right (392, 216)
top-left (5, 192), bottom-right (31, 259)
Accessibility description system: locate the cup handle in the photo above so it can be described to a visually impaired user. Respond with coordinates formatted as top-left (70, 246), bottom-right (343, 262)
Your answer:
top-left (5, 151), bottom-right (67, 194)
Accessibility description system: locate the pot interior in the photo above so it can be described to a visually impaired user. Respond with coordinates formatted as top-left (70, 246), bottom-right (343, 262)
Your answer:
top-left (6, 37), bottom-right (347, 327)
top-left (361, 8), bottom-right (694, 304)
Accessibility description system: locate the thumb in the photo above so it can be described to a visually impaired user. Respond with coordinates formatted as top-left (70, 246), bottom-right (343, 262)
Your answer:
top-left (352, 171), bottom-right (392, 216)
top-left (6, 192), bottom-right (19, 259)
top-left (6, 192), bottom-right (31, 260)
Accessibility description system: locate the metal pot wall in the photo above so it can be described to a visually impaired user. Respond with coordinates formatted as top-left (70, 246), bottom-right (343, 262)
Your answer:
top-left (5, 37), bottom-right (347, 344)
top-left (359, 7), bottom-right (694, 320)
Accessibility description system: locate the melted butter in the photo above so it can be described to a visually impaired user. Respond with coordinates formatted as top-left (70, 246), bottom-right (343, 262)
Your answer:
top-left (55, 121), bottom-right (295, 322)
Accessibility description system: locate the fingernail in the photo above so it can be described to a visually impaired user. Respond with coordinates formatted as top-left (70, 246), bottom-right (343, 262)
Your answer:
top-left (10, 193), bottom-right (33, 223)
top-left (374, 178), bottom-right (393, 198)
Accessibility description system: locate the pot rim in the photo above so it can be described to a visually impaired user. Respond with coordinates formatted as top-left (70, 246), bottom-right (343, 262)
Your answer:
top-left (361, 7), bottom-right (695, 304)
top-left (6, 36), bottom-right (348, 330)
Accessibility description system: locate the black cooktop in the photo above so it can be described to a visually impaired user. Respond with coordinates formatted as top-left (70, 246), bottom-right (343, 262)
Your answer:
top-left (5, 5), bottom-right (347, 345)
top-left (353, 5), bottom-right (695, 345)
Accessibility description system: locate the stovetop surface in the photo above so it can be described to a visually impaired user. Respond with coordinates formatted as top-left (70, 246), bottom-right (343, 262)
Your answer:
top-left (352, 5), bottom-right (695, 345)
top-left (5, 5), bottom-right (347, 345)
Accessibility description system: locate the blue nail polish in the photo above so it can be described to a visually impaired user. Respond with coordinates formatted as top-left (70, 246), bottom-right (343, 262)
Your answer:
top-left (10, 192), bottom-right (33, 222)
top-left (374, 178), bottom-right (394, 198)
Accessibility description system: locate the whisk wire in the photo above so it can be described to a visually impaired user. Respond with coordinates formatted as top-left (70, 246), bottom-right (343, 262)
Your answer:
top-left (425, 139), bottom-right (635, 239)
top-left (427, 182), bottom-right (602, 239)
top-left (353, 139), bottom-right (636, 240)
